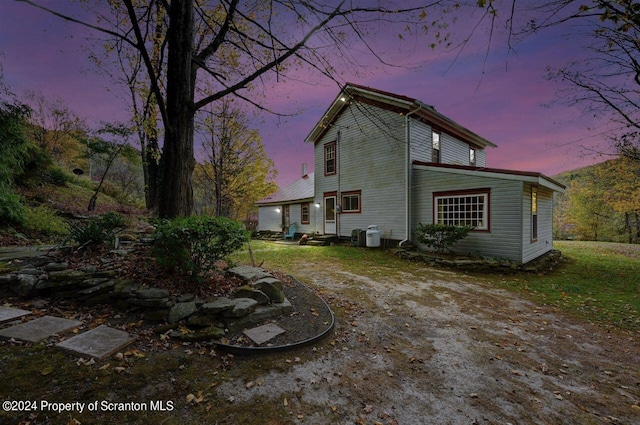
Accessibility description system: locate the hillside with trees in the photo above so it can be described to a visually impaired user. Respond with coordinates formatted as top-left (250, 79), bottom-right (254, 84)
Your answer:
top-left (554, 155), bottom-right (640, 244)
top-left (0, 90), bottom-right (276, 244)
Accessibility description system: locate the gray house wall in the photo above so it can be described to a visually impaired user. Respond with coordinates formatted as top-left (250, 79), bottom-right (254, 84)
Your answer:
top-left (314, 104), bottom-right (407, 239)
top-left (314, 104), bottom-right (492, 240)
top-left (408, 118), bottom-right (486, 167)
top-left (257, 202), bottom-right (316, 234)
top-left (522, 183), bottom-right (555, 263)
top-left (412, 167), bottom-right (526, 262)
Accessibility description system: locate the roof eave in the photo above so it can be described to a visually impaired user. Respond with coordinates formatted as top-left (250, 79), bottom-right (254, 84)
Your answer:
top-left (413, 161), bottom-right (566, 192)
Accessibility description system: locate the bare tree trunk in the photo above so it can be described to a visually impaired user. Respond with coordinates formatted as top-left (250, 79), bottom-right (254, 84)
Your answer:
top-left (158, 0), bottom-right (196, 218)
top-left (143, 136), bottom-right (160, 212)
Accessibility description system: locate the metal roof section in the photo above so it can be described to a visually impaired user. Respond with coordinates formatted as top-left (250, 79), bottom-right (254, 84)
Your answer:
top-left (255, 172), bottom-right (315, 205)
top-left (304, 83), bottom-right (497, 150)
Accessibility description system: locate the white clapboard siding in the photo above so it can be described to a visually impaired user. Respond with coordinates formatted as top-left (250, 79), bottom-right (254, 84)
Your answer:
top-left (409, 119), bottom-right (432, 163)
top-left (409, 118), bottom-right (487, 166)
top-left (522, 184), bottom-right (555, 263)
top-left (258, 206), bottom-right (282, 232)
top-left (314, 103), bottom-right (407, 238)
top-left (412, 168), bottom-right (526, 262)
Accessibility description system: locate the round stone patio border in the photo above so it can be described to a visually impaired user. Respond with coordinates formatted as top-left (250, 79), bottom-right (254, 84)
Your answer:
top-left (211, 276), bottom-right (335, 355)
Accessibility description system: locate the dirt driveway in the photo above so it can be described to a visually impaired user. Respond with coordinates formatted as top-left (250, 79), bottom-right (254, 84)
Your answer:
top-left (216, 261), bottom-right (640, 425)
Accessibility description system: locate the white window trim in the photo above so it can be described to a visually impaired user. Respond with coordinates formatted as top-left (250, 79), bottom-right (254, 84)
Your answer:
top-left (434, 191), bottom-right (489, 231)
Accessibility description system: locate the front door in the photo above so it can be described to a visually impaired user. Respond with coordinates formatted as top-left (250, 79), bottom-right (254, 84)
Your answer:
top-left (281, 205), bottom-right (290, 229)
top-left (324, 195), bottom-right (336, 234)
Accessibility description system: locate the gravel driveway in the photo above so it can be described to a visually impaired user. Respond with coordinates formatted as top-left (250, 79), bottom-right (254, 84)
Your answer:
top-left (216, 261), bottom-right (640, 425)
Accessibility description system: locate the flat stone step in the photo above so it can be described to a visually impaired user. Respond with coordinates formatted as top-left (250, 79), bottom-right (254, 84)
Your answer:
top-left (243, 323), bottom-right (286, 345)
top-left (0, 316), bottom-right (81, 342)
top-left (0, 306), bottom-right (31, 324)
top-left (56, 325), bottom-right (137, 359)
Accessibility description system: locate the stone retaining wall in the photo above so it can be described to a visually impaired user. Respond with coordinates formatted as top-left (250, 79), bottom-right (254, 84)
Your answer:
top-left (394, 247), bottom-right (563, 274)
top-left (0, 259), bottom-right (291, 341)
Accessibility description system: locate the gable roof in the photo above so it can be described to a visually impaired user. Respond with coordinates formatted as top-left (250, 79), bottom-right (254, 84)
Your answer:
top-left (255, 173), bottom-right (314, 205)
top-left (304, 83), bottom-right (498, 150)
top-left (413, 161), bottom-right (566, 192)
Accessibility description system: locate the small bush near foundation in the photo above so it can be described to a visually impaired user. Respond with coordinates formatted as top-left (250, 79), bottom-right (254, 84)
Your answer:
top-left (416, 223), bottom-right (474, 252)
top-left (153, 215), bottom-right (248, 278)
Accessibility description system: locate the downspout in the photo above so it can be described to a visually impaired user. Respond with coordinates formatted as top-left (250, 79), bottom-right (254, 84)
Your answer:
top-left (399, 104), bottom-right (423, 247)
top-left (336, 129), bottom-right (341, 238)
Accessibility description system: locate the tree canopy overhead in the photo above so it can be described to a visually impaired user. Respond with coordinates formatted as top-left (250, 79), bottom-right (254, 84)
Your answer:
top-left (18, 0), bottom-right (458, 217)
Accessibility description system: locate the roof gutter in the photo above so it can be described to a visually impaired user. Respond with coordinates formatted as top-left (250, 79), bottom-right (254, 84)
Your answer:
top-left (399, 103), bottom-right (424, 247)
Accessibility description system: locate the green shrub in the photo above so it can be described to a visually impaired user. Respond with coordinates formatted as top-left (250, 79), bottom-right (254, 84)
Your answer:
top-left (153, 215), bottom-right (248, 278)
top-left (24, 205), bottom-right (68, 236)
top-left (67, 212), bottom-right (127, 247)
top-left (0, 189), bottom-right (27, 226)
top-left (42, 168), bottom-right (69, 186)
top-left (415, 223), bottom-right (475, 252)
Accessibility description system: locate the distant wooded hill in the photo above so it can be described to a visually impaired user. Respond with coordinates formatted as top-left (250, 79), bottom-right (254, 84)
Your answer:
top-left (553, 156), bottom-right (640, 244)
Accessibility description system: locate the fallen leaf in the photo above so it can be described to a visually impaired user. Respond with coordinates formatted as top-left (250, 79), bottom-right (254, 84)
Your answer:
top-left (363, 404), bottom-right (374, 413)
top-left (283, 398), bottom-right (288, 406)
top-left (245, 381), bottom-right (255, 389)
top-left (41, 366), bottom-right (54, 376)
top-left (186, 394), bottom-right (195, 404)
top-left (114, 366), bottom-right (126, 374)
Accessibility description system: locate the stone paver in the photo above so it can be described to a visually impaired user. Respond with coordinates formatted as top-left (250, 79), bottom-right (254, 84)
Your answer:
top-left (243, 323), bottom-right (285, 345)
top-left (0, 316), bottom-right (81, 342)
top-left (0, 306), bottom-right (31, 324)
top-left (56, 325), bottom-right (137, 359)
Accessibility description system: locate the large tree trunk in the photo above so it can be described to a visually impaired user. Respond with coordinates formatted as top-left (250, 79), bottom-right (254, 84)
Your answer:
top-left (158, 0), bottom-right (196, 218)
top-left (143, 136), bottom-right (160, 212)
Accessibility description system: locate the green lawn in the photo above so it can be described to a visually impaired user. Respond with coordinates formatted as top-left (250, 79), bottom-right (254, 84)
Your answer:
top-left (234, 240), bottom-right (640, 332)
top-left (496, 241), bottom-right (640, 331)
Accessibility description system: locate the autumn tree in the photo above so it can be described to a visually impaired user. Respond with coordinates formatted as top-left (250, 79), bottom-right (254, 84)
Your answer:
top-left (560, 156), bottom-right (640, 242)
top-left (594, 155), bottom-right (640, 242)
top-left (567, 176), bottom-right (611, 240)
top-left (83, 0), bottom-right (164, 212)
top-left (23, 90), bottom-right (87, 169)
top-left (194, 98), bottom-right (276, 219)
top-left (19, 0), bottom-right (454, 218)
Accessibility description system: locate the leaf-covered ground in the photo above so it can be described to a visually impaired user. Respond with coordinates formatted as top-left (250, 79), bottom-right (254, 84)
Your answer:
top-left (1, 241), bottom-right (639, 424)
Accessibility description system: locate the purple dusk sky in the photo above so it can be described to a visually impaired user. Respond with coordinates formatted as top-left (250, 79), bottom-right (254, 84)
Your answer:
top-left (1, 2), bottom-right (613, 188)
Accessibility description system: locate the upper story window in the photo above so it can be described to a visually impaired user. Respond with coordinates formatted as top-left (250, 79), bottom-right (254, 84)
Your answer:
top-left (341, 191), bottom-right (361, 213)
top-left (434, 189), bottom-right (489, 231)
top-left (324, 142), bottom-right (336, 175)
top-left (469, 147), bottom-right (476, 166)
top-left (432, 131), bottom-right (441, 163)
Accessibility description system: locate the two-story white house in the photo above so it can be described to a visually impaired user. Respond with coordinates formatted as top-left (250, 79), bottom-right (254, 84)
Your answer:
top-left (257, 83), bottom-right (565, 263)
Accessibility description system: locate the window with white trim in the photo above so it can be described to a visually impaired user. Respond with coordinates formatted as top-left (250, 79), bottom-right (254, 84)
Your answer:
top-left (432, 131), bottom-right (441, 163)
top-left (469, 147), bottom-right (476, 166)
top-left (301, 203), bottom-right (310, 224)
top-left (341, 191), bottom-right (361, 213)
top-left (531, 186), bottom-right (538, 241)
top-left (324, 142), bottom-right (336, 175)
top-left (434, 190), bottom-right (489, 230)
